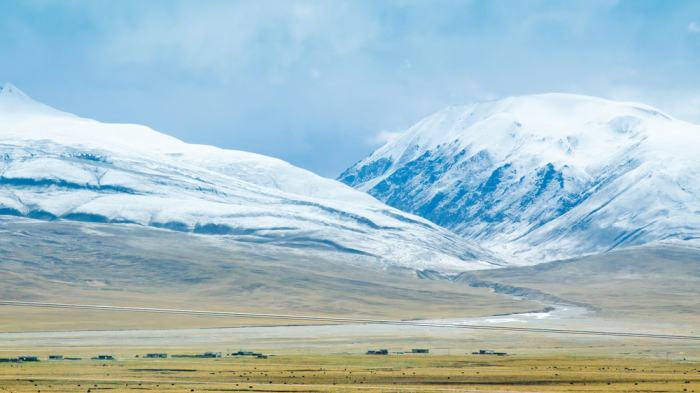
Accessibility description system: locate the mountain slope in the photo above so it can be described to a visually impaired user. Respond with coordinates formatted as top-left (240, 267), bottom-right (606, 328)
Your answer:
top-left (0, 219), bottom-right (539, 332)
top-left (447, 243), bottom-right (700, 325)
top-left (0, 83), bottom-right (500, 272)
top-left (339, 93), bottom-right (700, 263)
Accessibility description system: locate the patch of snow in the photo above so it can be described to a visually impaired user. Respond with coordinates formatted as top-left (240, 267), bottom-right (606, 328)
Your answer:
top-left (339, 93), bottom-right (700, 263)
top-left (0, 83), bottom-right (502, 272)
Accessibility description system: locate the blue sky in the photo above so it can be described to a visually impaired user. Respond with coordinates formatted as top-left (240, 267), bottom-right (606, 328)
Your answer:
top-left (1, 0), bottom-right (699, 177)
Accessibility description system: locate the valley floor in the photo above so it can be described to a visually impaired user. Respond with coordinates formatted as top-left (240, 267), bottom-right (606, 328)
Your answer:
top-left (1, 302), bottom-right (698, 361)
top-left (0, 220), bottom-right (541, 332)
top-left (0, 353), bottom-right (698, 392)
top-left (1, 220), bottom-right (699, 391)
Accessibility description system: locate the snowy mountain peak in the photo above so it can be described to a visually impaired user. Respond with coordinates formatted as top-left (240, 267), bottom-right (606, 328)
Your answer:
top-left (340, 93), bottom-right (700, 263)
top-left (0, 82), bottom-right (73, 118)
top-left (0, 83), bottom-right (30, 100)
top-left (0, 84), bottom-right (501, 272)
top-left (355, 94), bottom-right (679, 185)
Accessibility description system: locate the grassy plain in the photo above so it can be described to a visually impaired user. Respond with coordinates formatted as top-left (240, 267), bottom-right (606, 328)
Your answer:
top-left (0, 220), bottom-right (540, 332)
top-left (461, 244), bottom-right (700, 327)
top-left (0, 354), bottom-right (698, 392)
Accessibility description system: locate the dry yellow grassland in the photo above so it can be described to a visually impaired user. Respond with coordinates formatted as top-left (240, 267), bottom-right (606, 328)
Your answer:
top-left (0, 221), bottom-right (544, 333)
top-left (0, 354), bottom-right (698, 392)
top-left (463, 244), bottom-right (700, 327)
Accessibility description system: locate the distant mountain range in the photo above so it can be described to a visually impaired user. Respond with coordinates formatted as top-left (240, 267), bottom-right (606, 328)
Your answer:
top-left (5, 83), bottom-right (697, 270)
top-left (0, 83), bottom-right (500, 272)
top-left (339, 93), bottom-right (700, 262)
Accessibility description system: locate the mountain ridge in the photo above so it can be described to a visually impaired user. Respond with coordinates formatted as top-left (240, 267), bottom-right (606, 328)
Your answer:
top-left (0, 83), bottom-right (500, 272)
top-left (339, 93), bottom-right (700, 263)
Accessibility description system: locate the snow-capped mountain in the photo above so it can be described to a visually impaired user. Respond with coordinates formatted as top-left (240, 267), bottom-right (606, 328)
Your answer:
top-left (339, 93), bottom-right (700, 263)
top-left (0, 83), bottom-right (501, 272)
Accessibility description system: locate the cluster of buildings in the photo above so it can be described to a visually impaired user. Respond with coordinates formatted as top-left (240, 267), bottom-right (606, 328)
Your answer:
top-left (1, 348), bottom-right (507, 362)
top-left (1, 350), bottom-right (271, 361)
top-left (363, 348), bottom-right (508, 356)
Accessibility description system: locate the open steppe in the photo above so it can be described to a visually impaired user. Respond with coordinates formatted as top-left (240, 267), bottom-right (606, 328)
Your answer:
top-left (456, 243), bottom-right (700, 327)
top-left (3, 220), bottom-right (699, 332)
top-left (2, 219), bottom-right (699, 393)
top-left (0, 353), bottom-right (698, 392)
top-left (0, 219), bottom-right (539, 332)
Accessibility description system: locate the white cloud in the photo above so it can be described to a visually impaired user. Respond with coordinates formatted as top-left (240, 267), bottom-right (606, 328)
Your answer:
top-left (101, 2), bottom-right (381, 83)
top-left (689, 22), bottom-right (700, 33)
top-left (366, 129), bottom-right (402, 146)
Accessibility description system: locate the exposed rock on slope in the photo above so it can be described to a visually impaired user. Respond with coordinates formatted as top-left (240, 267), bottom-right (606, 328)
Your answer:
top-left (340, 93), bottom-right (700, 263)
top-left (0, 83), bottom-right (500, 272)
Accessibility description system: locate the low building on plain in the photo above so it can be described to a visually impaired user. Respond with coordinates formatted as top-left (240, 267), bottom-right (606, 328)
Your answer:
top-left (173, 351), bottom-right (222, 358)
top-left (412, 349), bottom-right (429, 354)
top-left (233, 351), bottom-right (266, 358)
top-left (91, 355), bottom-right (115, 360)
top-left (472, 349), bottom-right (507, 356)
